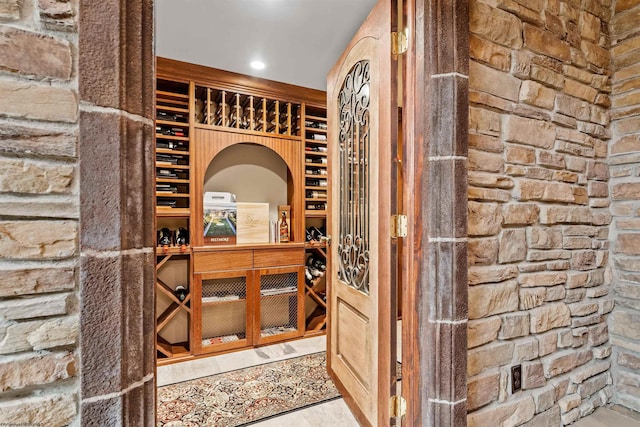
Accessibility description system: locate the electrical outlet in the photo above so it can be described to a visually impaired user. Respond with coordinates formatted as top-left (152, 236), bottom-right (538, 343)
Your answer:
top-left (511, 365), bottom-right (522, 392)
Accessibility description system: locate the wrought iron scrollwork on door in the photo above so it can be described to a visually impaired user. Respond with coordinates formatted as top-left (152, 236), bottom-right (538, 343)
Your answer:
top-left (337, 60), bottom-right (370, 294)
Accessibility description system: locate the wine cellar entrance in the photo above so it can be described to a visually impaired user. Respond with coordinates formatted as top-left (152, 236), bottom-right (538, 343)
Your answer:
top-left (66, 0), bottom-right (471, 424)
top-left (154, 58), bottom-right (331, 364)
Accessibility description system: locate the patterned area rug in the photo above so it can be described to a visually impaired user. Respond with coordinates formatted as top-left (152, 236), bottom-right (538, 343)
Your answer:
top-left (157, 352), bottom-right (341, 426)
top-left (158, 352), bottom-right (402, 427)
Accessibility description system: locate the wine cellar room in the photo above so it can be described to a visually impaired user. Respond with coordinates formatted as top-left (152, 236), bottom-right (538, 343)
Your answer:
top-left (153, 0), bottom-right (382, 375)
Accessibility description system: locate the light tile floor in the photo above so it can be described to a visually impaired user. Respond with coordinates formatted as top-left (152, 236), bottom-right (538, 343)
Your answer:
top-left (157, 330), bottom-right (638, 427)
top-left (157, 336), bottom-right (328, 387)
top-left (573, 405), bottom-right (640, 427)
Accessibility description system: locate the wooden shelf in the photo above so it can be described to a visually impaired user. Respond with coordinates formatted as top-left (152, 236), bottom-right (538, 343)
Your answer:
top-left (157, 97), bottom-right (189, 107)
top-left (192, 242), bottom-right (305, 251)
top-left (156, 208), bottom-right (190, 217)
top-left (156, 134), bottom-right (189, 141)
top-left (155, 163), bottom-right (190, 170)
top-left (305, 210), bottom-right (327, 216)
top-left (306, 198), bottom-right (328, 202)
top-left (157, 336), bottom-right (190, 359)
top-left (156, 246), bottom-right (191, 255)
top-left (305, 139), bottom-right (327, 145)
top-left (156, 192), bottom-right (190, 198)
top-left (193, 123), bottom-right (301, 141)
top-left (305, 151), bottom-right (327, 157)
top-left (306, 114), bottom-right (327, 122)
top-left (157, 119), bottom-right (189, 127)
top-left (156, 177), bottom-right (190, 184)
top-left (157, 105), bottom-right (189, 114)
top-left (157, 148), bottom-right (190, 156)
top-left (156, 89), bottom-right (189, 100)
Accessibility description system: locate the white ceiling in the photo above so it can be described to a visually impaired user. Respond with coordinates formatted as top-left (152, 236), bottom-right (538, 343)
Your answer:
top-left (156, 0), bottom-right (378, 91)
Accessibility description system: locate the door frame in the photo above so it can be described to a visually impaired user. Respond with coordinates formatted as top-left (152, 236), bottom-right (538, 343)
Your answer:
top-left (75, 1), bottom-right (470, 426)
top-left (401, 0), bottom-right (470, 425)
top-left (324, 2), bottom-right (472, 424)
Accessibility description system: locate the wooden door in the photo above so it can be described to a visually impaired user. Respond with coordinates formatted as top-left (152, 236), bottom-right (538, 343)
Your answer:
top-left (326, 0), bottom-right (399, 425)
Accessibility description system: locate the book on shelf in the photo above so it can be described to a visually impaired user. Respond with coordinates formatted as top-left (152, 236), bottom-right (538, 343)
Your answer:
top-left (202, 335), bottom-right (240, 346)
top-left (201, 294), bottom-right (241, 303)
top-left (260, 286), bottom-right (297, 297)
top-left (260, 326), bottom-right (297, 336)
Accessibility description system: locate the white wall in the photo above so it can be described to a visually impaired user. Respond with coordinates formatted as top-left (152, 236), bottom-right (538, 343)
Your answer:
top-left (203, 143), bottom-right (289, 224)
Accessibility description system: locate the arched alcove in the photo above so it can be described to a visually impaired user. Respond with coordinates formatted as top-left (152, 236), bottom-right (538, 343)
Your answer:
top-left (203, 143), bottom-right (293, 224)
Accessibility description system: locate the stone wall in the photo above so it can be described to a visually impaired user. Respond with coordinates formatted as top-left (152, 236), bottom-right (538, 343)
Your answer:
top-left (609, 0), bottom-right (640, 413)
top-left (467, 0), bottom-right (614, 425)
top-left (0, 0), bottom-right (80, 425)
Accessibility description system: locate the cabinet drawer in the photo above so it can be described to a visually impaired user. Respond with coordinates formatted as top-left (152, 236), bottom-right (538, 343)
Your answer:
top-left (194, 250), bottom-right (253, 272)
top-left (254, 248), bottom-right (305, 268)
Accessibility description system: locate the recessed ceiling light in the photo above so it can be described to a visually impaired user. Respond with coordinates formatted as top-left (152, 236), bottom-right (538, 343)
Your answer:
top-left (250, 60), bottom-right (265, 70)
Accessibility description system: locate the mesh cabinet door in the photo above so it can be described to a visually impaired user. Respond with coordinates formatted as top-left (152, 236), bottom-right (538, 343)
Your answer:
top-left (256, 266), bottom-right (305, 345)
top-left (195, 270), bottom-right (253, 353)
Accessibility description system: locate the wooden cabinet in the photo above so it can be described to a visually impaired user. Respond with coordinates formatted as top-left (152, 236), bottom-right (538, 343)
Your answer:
top-left (193, 246), bottom-right (305, 353)
top-left (155, 57), bottom-right (328, 365)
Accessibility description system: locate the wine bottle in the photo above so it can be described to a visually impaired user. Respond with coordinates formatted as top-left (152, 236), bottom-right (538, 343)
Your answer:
top-left (255, 100), bottom-right (266, 131)
top-left (215, 101), bottom-right (230, 127)
top-left (279, 210), bottom-right (290, 243)
top-left (174, 285), bottom-right (188, 302)
top-left (157, 228), bottom-right (172, 246)
top-left (306, 190), bottom-right (327, 199)
top-left (174, 227), bottom-right (189, 246)
top-left (243, 106), bottom-right (255, 130)
top-left (229, 104), bottom-right (243, 128)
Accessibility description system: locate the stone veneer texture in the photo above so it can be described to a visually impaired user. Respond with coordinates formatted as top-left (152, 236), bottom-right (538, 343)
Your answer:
top-left (0, 0), bottom-right (156, 425)
top-left (0, 0), bottom-right (80, 426)
top-left (467, 0), bottom-right (614, 425)
top-left (609, 0), bottom-right (640, 414)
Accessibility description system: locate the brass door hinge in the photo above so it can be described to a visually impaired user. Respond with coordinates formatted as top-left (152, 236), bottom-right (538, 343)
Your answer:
top-left (390, 395), bottom-right (407, 418)
top-left (391, 214), bottom-right (407, 238)
top-left (391, 31), bottom-right (407, 55)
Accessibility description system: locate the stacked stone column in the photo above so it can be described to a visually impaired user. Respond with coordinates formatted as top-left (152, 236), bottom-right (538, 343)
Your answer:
top-left (609, 0), bottom-right (640, 415)
top-left (467, 1), bottom-right (614, 425)
top-left (78, 0), bottom-right (156, 425)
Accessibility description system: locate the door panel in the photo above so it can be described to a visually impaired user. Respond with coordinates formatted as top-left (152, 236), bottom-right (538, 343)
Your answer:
top-left (327, 0), bottom-right (398, 425)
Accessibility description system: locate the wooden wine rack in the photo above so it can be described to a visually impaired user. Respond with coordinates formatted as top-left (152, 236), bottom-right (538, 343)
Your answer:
top-left (155, 57), bottom-right (328, 365)
top-left (195, 86), bottom-right (301, 137)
